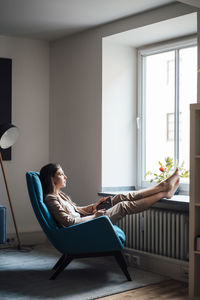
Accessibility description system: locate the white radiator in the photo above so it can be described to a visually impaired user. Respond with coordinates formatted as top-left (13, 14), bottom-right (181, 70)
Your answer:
top-left (116, 208), bottom-right (189, 261)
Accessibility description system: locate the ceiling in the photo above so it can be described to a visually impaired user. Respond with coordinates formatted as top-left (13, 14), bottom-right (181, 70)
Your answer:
top-left (104, 13), bottom-right (197, 48)
top-left (177, 0), bottom-right (200, 8)
top-left (0, 0), bottom-right (176, 41)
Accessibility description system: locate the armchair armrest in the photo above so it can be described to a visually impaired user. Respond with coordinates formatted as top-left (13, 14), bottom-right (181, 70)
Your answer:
top-left (53, 216), bottom-right (124, 254)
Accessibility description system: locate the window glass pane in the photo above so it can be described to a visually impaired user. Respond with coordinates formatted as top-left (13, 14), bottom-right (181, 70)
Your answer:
top-left (179, 46), bottom-right (197, 180)
top-left (145, 51), bottom-right (175, 176)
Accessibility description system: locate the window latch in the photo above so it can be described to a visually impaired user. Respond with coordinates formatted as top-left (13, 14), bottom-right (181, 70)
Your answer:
top-left (136, 117), bottom-right (140, 129)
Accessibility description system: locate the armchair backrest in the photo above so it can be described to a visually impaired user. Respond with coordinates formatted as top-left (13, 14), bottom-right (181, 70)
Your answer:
top-left (26, 172), bottom-right (59, 235)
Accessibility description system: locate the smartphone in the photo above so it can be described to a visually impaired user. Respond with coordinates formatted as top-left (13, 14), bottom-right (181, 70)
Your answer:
top-left (96, 197), bottom-right (113, 210)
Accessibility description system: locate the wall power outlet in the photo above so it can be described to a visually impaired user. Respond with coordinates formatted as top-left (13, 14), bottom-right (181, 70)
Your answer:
top-left (124, 253), bottom-right (140, 266)
top-left (131, 255), bottom-right (140, 266)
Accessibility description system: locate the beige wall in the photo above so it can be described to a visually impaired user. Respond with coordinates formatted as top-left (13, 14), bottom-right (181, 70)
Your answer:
top-left (50, 31), bottom-right (102, 204)
top-left (0, 36), bottom-right (49, 233)
top-left (102, 41), bottom-right (137, 187)
top-left (50, 2), bottom-right (196, 206)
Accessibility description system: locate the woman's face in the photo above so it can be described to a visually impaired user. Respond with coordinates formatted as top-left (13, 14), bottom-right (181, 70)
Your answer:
top-left (52, 167), bottom-right (67, 189)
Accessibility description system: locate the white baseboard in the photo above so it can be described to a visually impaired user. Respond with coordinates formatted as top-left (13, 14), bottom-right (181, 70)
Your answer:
top-left (124, 247), bottom-right (189, 283)
top-left (0, 230), bottom-right (48, 248)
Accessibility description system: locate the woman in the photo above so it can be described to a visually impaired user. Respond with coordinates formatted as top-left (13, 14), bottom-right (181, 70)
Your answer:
top-left (40, 163), bottom-right (180, 227)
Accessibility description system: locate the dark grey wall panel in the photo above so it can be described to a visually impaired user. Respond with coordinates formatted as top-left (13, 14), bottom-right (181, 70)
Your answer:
top-left (0, 58), bottom-right (12, 160)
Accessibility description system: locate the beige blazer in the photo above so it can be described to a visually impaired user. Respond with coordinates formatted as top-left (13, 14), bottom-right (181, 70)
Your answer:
top-left (44, 191), bottom-right (95, 227)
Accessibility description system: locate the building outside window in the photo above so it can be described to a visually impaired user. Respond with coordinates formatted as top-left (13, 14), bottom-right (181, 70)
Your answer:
top-left (138, 38), bottom-right (197, 193)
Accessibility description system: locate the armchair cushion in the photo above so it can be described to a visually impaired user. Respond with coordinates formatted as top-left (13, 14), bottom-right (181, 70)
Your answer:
top-left (113, 225), bottom-right (125, 243)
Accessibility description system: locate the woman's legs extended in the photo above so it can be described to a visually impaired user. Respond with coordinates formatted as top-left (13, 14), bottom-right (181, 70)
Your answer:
top-left (106, 192), bottom-right (166, 223)
top-left (106, 171), bottom-right (180, 224)
top-left (111, 168), bottom-right (180, 206)
top-left (134, 168), bottom-right (179, 200)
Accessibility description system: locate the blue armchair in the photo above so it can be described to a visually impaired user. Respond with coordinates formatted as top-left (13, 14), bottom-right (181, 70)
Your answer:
top-left (26, 171), bottom-right (131, 281)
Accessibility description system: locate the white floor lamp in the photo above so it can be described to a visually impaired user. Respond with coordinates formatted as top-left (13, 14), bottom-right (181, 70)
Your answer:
top-left (0, 123), bottom-right (21, 249)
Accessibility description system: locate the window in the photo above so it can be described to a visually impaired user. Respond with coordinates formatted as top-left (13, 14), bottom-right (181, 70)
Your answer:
top-left (138, 38), bottom-right (197, 193)
top-left (167, 112), bottom-right (182, 142)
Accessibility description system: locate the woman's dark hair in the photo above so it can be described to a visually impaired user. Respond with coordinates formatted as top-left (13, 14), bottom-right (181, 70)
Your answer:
top-left (39, 163), bottom-right (61, 196)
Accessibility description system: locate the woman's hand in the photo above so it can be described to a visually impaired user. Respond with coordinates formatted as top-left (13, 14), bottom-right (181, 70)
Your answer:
top-left (93, 196), bottom-right (111, 212)
top-left (94, 209), bottom-right (106, 218)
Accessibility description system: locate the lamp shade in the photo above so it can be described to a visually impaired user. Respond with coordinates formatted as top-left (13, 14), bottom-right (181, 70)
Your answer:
top-left (0, 123), bottom-right (19, 149)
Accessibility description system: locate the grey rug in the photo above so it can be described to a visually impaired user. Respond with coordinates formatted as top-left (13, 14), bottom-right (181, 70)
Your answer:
top-left (0, 244), bottom-right (167, 300)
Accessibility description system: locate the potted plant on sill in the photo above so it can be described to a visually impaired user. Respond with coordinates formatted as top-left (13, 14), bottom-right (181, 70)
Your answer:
top-left (145, 157), bottom-right (189, 194)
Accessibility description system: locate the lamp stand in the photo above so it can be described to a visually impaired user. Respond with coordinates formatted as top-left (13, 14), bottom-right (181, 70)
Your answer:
top-left (0, 151), bottom-right (22, 250)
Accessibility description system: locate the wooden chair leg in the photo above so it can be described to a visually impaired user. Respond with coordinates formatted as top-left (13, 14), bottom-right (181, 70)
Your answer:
top-left (52, 254), bottom-right (66, 270)
top-left (114, 251), bottom-right (132, 281)
top-left (50, 255), bottom-right (73, 280)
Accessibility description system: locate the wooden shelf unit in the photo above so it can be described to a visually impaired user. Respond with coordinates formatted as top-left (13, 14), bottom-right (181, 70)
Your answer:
top-left (189, 103), bottom-right (200, 297)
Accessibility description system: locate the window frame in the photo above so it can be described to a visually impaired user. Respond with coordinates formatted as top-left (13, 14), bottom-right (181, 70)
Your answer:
top-left (137, 36), bottom-right (197, 194)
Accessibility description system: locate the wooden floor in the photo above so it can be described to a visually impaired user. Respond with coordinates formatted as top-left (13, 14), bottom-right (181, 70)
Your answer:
top-left (99, 280), bottom-right (188, 300)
